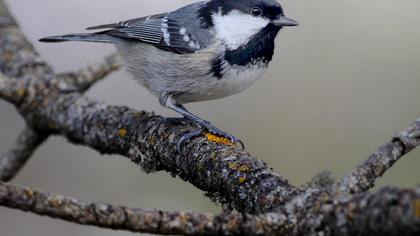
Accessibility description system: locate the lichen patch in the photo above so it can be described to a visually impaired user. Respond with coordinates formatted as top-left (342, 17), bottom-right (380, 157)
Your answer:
top-left (205, 132), bottom-right (232, 145)
top-left (415, 199), bottom-right (420, 219)
top-left (118, 128), bottom-right (128, 138)
top-left (25, 188), bottom-right (34, 197)
top-left (49, 199), bottom-right (62, 207)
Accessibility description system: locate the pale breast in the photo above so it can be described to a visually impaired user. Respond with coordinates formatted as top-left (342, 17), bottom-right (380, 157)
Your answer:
top-left (177, 62), bottom-right (268, 104)
top-left (116, 39), bottom-right (268, 104)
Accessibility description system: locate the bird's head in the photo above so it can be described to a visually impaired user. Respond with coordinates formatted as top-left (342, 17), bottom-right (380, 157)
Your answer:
top-left (199, 0), bottom-right (298, 50)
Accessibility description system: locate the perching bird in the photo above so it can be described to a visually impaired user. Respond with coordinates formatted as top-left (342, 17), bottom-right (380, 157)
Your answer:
top-left (40, 0), bottom-right (298, 151)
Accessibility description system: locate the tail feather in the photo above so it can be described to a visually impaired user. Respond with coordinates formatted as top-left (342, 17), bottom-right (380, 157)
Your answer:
top-left (86, 23), bottom-right (120, 30)
top-left (39, 33), bottom-right (112, 43)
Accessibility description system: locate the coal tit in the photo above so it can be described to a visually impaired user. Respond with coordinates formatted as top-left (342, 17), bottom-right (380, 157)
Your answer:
top-left (40, 0), bottom-right (298, 150)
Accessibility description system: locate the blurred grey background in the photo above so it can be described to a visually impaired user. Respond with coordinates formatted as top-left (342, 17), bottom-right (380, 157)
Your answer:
top-left (1, 0), bottom-right (420, 235)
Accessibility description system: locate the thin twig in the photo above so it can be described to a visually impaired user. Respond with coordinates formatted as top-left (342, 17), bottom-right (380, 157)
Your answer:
top-left (0, 126), bottom-right (48, 181)
top-left (57, 53), bottom-right (122, 92)
top-left (338, 119), bottom-right (420, 194)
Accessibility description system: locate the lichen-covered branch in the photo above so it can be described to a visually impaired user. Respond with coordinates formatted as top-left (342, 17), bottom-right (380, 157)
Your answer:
top-left (0, 126), bottom-right (48, 181)
top-left (1, 181), bottom-right (420, 236)
top-left (0, 181), bottom-right (292, 236)
top-left (57, 53), bottom-right (122, 92)
top-left (287, 187), bottom-right (420, 236)
top-left (23, 92), bottom-right (300, 214)
top-left (339, 119), bottom-right (420, 194)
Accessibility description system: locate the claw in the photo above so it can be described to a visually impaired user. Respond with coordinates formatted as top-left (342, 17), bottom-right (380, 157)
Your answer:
top-left (231, 135), bottom-right (245, 149)
top-left (167, 103), bottom-right (245, 152)
top-left (176, 124), bottom-right (245, 152)
top-left (200, 122), bottom-right (245, 149)
top-left (177, 128), bottom-right (205, 152)
top-left (210, 130), bottom-right (245, 149)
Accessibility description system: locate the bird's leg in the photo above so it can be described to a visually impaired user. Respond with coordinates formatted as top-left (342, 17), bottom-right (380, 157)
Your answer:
top-left (167, 103), bottom-right (244, 151)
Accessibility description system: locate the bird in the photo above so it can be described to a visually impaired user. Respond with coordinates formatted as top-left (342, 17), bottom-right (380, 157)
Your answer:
top-left (40, 0), bottom-right (298, 151)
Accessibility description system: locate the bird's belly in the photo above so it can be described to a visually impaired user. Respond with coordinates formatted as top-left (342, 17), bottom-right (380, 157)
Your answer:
top-left (116, 41), bottom-right (268, 104)
top-left (180, 64), bottom-right (268, 103)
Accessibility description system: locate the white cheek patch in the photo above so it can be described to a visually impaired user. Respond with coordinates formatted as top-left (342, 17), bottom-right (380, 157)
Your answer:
top-left (212, 9), bottom-right (270, 50)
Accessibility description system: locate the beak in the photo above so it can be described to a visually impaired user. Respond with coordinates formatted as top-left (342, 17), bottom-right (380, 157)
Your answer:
top-left (272, 16), bottom-right (299, 27)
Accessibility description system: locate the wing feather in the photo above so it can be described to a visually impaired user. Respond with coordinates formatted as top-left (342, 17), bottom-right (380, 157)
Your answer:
top-left (87, 13), bottom-right (201, 53)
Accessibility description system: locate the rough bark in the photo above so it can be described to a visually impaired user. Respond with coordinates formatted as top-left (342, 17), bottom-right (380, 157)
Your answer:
top-left (24, 90), bottom-right (300, 214)
top-left (338, 119), bottom-right (420, 194)
top-left (0, 126), bottom-right (48, 181)
top-left (0, 182), bottom-right (293, 236)
top-left (1, 182), bottom-right (419, 236)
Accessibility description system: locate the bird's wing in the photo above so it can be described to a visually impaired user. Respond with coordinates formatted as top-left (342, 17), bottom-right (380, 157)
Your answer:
top-left (87, 13), bottom-right (202, 53)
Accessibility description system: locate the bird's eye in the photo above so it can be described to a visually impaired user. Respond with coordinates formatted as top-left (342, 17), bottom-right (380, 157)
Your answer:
top-left (251, 7), bottom-right (263, 16)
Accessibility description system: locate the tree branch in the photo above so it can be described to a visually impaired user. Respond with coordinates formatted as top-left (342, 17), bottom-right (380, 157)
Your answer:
top-left (288, 187), bottom-right (420, 236)
top-left (0, 181), bottom-right (292, 236)
top-left (1, 181), bottom-right (419, 235)
top-left (0, 126), bottom-right (48, 181)
top-left (57, 53), bottom-right (122, 92)
top-left (338, 119), bottom-right (420, 194)
top-left (19, 92), bottom-right (300, 214)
